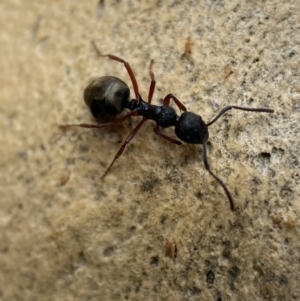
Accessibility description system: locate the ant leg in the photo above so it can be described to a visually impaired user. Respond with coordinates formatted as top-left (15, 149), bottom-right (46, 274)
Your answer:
top-left (101, 118), bottom-right (147, 179)
top-left (148, 59), bottom-right (156, 104)
top-left (91, 41), bottom-right (140, 100)
top-left (206, 105), bottom-right (274, 127)
top-left (148, 63), bottom-right (181, 145)
top-left (163, 94), bottom-right (187, 112)
top-left (60, 112), bottom-right (135, 130)
top-left (202, 141), bottom-right (235, 211)
top-left (153, 124), bottom-right (182, 145)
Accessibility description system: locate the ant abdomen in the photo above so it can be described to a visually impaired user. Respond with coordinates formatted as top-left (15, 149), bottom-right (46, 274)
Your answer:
top-left (83, 76), bottom-right (130, 120)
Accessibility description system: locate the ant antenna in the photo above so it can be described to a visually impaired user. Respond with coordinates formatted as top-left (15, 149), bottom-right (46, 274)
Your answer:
top-left (202, 141), bottom-right (235, 211)
top-left (207, 105), bottom-right (274, 126)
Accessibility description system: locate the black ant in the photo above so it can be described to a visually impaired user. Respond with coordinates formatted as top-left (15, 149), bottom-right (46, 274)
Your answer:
top-left (62, 41), bottom-right (274, 211)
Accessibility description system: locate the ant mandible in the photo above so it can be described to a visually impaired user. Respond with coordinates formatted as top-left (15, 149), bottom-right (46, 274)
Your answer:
top-left (62, 41), bottom-right (274, 211)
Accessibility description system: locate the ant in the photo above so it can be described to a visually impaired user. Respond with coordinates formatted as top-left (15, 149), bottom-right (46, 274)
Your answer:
top-left (62, 41), bottom-right (274, 211)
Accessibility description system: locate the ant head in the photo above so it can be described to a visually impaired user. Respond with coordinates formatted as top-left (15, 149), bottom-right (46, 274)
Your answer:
top-left (175, 112), bottom-right (209, 144)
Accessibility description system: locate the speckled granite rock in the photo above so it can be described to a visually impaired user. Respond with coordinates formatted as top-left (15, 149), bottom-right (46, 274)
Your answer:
top-left (0, 1), bottom-right (299, 300)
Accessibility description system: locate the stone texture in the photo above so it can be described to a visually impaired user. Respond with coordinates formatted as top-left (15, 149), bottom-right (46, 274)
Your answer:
top-left (0, 0), bottom-right (299, 300)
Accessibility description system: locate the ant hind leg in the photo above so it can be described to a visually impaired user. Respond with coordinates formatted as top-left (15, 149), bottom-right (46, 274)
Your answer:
top-left (91, 41), bottom-right (140, 100)
top-left (60, 112), bottom-right (135, 130)
top-left (101, 118), bottom-right (147, 180)
top-left (147, 59), bottom-right (156, 104)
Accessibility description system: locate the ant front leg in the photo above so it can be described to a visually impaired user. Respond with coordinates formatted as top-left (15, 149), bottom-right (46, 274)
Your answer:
top-left (101, 118), bottom-right (147, 180)
top-left (163, 94), bottom-right (187, 112)
top-left (206, 105), bottom-right (274, 126)
top-left (153, 124), bottom-right (182, 145)
top-left (91, 41), bottom-right (140, 100)
top-left (152, 93), bottom-right (187, 144)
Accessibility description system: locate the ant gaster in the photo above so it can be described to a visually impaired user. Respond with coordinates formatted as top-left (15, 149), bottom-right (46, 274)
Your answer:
top-left (62, 41), bottom-right (274, 211)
